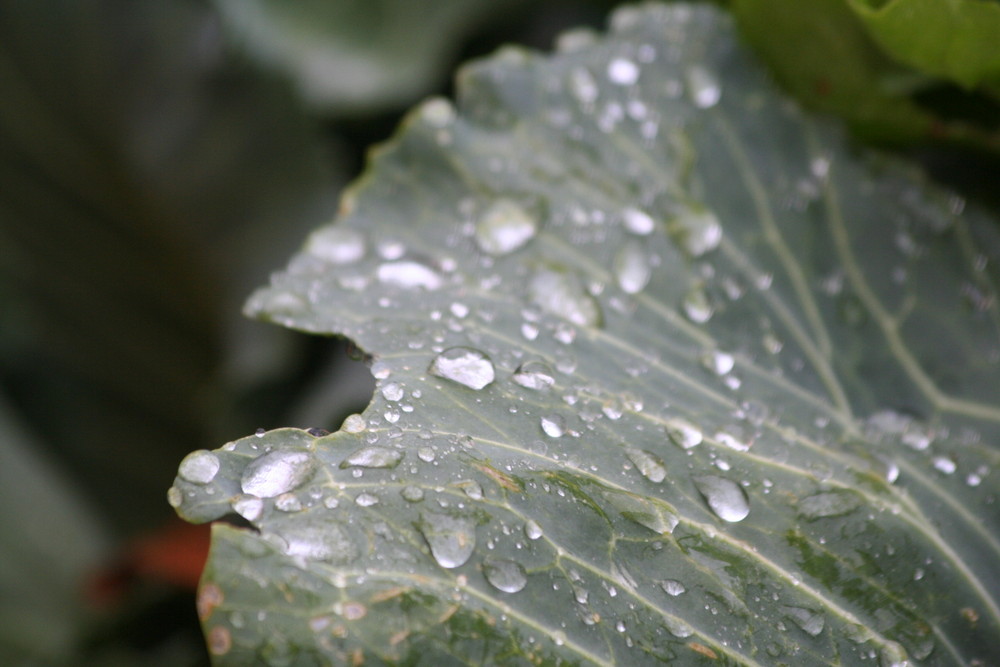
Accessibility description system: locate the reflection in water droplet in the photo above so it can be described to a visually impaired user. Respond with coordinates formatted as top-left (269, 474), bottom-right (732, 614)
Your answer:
top-left (673, 203), bottom-right (722, 256)
top-left (683, 286), bottom-right (714, 323)
top-left (430, 347), bottom-right (496, 390)
top-left (418, 512), bottom-right (476, 569)
top-left (666, 418), bottom-right (703, 449)
top-left (475, 199), bottom-right (538, 256)
top-left (340, 446), bottom-right (404, 469)
top-left (512, 361), bottom-right (556, 391)
top-left (377, 261), bottom-right (443, 290)
top-left (342, 414), bottom-right (366, 433)
top-left (381, 382), bottom-right (404, 402)
top-left (784, 606), bottom-right (825, 636)
top-left (608, 57), bottom-right (640, 85)
top-left (541, 415), bottom-right (567, 438)
top-left (625, 447), bottom-right (667, 483)
top-left (614, 241), bottom-right (652, 294)
top-left (797, 491), bottom-right (862, 520)
top-left (660, 579), bottom-right (686, 596)
top-left (179, 450), bottom-right (221, 484)
top-left (231, 495), bottom-right (263, 521)
top-left (305, 226), bottom-right (365, 264)
top-left (355, 493), bottom-right (379, 507)
top-left (622, 207), bottom-right (655, 235)
top-left (524, 519), bottom-right (543, 540)
top-left (529, 267), bottom-right (602, 327)
top-left (686, 65), bottom-right (721, 108)
top-left (693, 475), bottom-right (750, 522)
top-left (483, 558), bottom-right (528, 593)
top-left (241, 450), bottom-right (316, 498)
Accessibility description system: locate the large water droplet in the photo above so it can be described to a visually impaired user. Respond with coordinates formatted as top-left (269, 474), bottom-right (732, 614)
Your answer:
top-left (305, 226), bottom-right (365, 264)
top-left (608, 57), bottom-right (640, 85)
top-left (666, 418), bottom-right (703, 449)
top-left (282, 524), bottom-right (357, 563)
top-left (682, 286), bottom-right (714, 323)
top-left (784, 606), bottom-right (825, 637)
top-left (483, 558), bottom-right (528, 593)
top-left (529, 267), bottom-right (601, 327)
top-left (231, 495), bottom-right (264, 521)
top-left (377, 261), bottom-right (443, 290)
top-left (401, 485), bottom-right (425, 502)
top-left (686, 65), bottom-right (721, 108)
top-left (614, 241), bottom-right (652, 294)
top-left (475, 199), bottom-right (538, 256)
top-left (178, 450), bottom-right (221, 484)
top-left (693, 475), bottom-right (750, 522)
top-left (340, 446), bottom-right (404, 469)
top-left (511, 360), bottom-right (556, 391)
top-left (660, 579), bottom-right (686, 596)
top-left (797, 491), bottom-right (862, 520)
top-left (625, 447), bottom-right (666, 483)
top-left (605, 490), bottom-right (679, 534)
top-left (540, 414), bottom-right (567, 438)
top-left (673, 203), bottom-right (722, 256)
top-left (418, 512), bottom-right (476, 569)
top-left (241, 450), bottom-right (316, 498)
top-left (622, 207), bottom-right (655, 235)
top-left (524, 519), bottom-right (543, 540)
top-left (429, 347), bottom-right (496, 390)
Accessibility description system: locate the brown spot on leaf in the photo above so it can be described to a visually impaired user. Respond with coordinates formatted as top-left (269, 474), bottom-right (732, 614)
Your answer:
top-left (688, 642), bottom-right (718, 659)
top-left (197, 583), bottom-right (223, 621)
top-left (207, 625), bottom-right (231, 656)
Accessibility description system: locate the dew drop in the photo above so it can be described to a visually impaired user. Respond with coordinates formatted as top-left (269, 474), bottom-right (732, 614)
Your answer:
top-left (625, 447), bottom-right (667, 483)
top-left (231, 495), bottom-right (264, 521)
top-left (682, 286), bottom-right (714, 323)
top-left (701, 349), bottom-right (735, 375)
top-left (355, 492), bottom-right (379, 507)
top-left (686, 65), bottom-right (721, 108)
top-left (666, 418), bottom-right (703, 449)
top-left (569, 66), bottom-right (598, 105)
top-left (673, 203), bottom-right (722, 256)
top-left (529, 267), bottom-right (601, 327)
top-left (475, 199), bottom-right (539, 256)
top-left (342, 414), bottom-right (366, 433)
top-left (660, 579), bottom-right (686, 596)
top-left (693, 475), bottom-right (750, 522)
top-left (784, 606), bottom-right (825, 636)
top-left (614, 241), bottom-right (652, 294)
top-left (608, 57), bottom-right (640, 85)
top-left (241, 450), bottom-right (316, 498)
top-left (932, 456), bottom-right (956, 474)
top-left (797, 491), bottom-right (862, 520)
top-left (540, 414), bottom-right (567, 438)
top-left (178, 450), bottom-right (221, 484)
top-left (401, 485), bottom-right (425, 502)
top-left (340, 446), bottom-right (404, 469)
top-left (166, 486), bottom-right (182, 508)
top-left (524, 519), bottom-right (543, 540)
top-left (512, 360), bottom-right (556, 391)
top-left (377, 261), bottom-right (443, 290)
top-left (381, 382), bottom-right (404, 402)
top-left (418, 512), bottom-right (476, 569)
top-left (275, 493), bottom-right (302, 512)
top-left (483, 558), bottom-right (528, 593)
top-left (429, 347), bottom-right (496, 390)
top-left (305, 226), bottom-right (365, 264)
top-left (283, 524), bottom-right (357, 563)
top-left (622, 207), bottom-right (656, 235)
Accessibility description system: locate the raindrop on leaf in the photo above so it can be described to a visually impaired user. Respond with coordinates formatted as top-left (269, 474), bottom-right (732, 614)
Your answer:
top-left (429, 347), bottom-right (496, 390)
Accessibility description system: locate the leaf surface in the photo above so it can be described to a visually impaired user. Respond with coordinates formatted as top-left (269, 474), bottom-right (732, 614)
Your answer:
top-left (172, 4), bottom-right (1000, 665)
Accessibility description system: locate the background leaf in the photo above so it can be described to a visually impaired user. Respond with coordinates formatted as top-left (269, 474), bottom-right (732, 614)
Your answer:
top-left (171, 3), bottom-right (1000, 665)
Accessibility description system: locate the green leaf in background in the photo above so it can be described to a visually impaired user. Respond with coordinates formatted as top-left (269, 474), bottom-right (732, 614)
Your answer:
top-left (172, 3), bottom-right (1000, 664)
top-left (211, 0), bottom-right (528, 114)
top-left (847, 0), bottom-right (1000, 92)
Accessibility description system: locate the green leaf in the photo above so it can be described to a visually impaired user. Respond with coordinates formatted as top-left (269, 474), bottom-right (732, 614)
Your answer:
top-left (847, 0), bottom-right (1000, 90)
top-left (211, 0), bottom-right (528, 114)
top-left (172, 4), bottom-right (1000, 664)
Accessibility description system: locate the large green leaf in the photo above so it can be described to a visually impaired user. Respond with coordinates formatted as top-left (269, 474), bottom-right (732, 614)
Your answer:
top-left (171, 4), bottom-right (1000, 664)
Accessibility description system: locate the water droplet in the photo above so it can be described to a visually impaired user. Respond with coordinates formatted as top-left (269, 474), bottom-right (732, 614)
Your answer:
top-left (693, 475), bottom-right (750, 522)
top-left (305, 226), bottom-right (365, 264)
top-left (342, 414), bottom-right (366, 433)
top-left (529, 266), bottom-right (601, 327)
top-left (524, 519), bottom-right (543, 540)
top-left (686, 65), bottom-right (721, 108)
top-left (682, 286), bottom-right (714, 323)
top-left (932, 456), bottom-right (956, 474)
top-left (429, 347), bottom-right (496, 390)
top-left (622, 207), bottom-right (655, 235)
top-left (178, 450), bottom-right (221, 484)
top-left (381, 382), bottom-right (404, 402)
top-left (797, 491), bottom-right (862, 520)
top-left (605, 490), bottom-right (679, 534)
top-left (166, 486), bottom-right (182, 508)
top-left (664, 617), bottom-right (694, 638)
top-left (421, 98), bottom-right (456, 127)
top-left (241, 450), bottom-right (316, 498)
top-left (401, 485), bottom-right (425, 502)
top-left (784, 606), bottom-right (825, 636)
top-left (608, 57), bottom-right (640, 85)
top-left (625, 447), bottom-right (667, 483)
top-left (701, 349), bottom-right (735, 375)
top-left (232, 495), bottom-right (264, 521)
top-left (666, 418), bottom-right (703, 449)
top-left (283, 523), bottom-right (357, 563)
top-left (673, 203), bottom-right (722, 256)
top-left (660, 579), bottom-right (686, 596)
top-left (512, 360), bottom-right (556, 391)
top-left (418, 512), bottom-right (476, 569)
top-left (614, 241), bottom-right (652, 294)
top-left (569, 66), bottom-right (598, 105)
top-left (540, 414), bottom-right (567, 437)
top-left (417, 446), bottom-right (436, 462)
top-left (340, 446), bottom-right (404, 469)
top-left (355, 492), bottom-right (379, 507)
top-left (483, 558), bottom-right (528, 593)
top-left (475, 199), bottom-right (539, 256)
top-left (275, 493), bottom-right (302, 512)
top-left (377, 261), bottom-right (443, 290)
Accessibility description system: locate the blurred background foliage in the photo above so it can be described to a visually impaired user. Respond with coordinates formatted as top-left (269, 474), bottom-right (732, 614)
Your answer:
top-left (0, 0), bottom-right (996, 664)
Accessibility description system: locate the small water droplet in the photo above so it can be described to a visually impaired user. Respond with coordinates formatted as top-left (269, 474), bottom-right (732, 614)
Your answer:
top-left (673, 203), bottom-right (722, 256)
top-left (340, 446), bottom-right (404, 469)
top-left (305, 226), bottom-right (365, 264)
top-left (784, 606), bottom-right (825, 636)
top-left (524, 519), bottom-right (543, 540)
top-left (608, 57), bottom-right (640, 85)
top-left (241, 450), bottom-right (316, 498)
top-left (666, 418), bottom-right (703, 449)
top-left (529, 267), bottom-right (602, 327)
top-left (614, 241), bottom-right (652, 294)
top-left (475, 199), bottom-right (539, 256)
top-left (660, 579), bottom-right (686, 596)
top-left (797, 491), bottom-right (862, 520)
top-left (686, 65), bottom-right (721, 108)
top-left (540, 414), bottom-right (567, 437)
top-left (178, 450), bottom-right (221, 484)
top-left (693, 475), bottom-right (750, 522)
top-left (377, 261), bottom-right (443, 290)
top-left (421, 98), bottom-right (456, 127)
top-left (512, 360), bottom-right (556, 391)
top-left (430, 347), bottom-right (496, 390)
top-left (625, 447), bottom-right (667, 483)
top-left (355, 492), bottom-right (379, 507)
top-left (418, 512), bottom-right (477, 568)
top-left (622, 207), bottom-right (655, 235)
top-left (932, 456), bottom-right (956, 474)
top-left (483, 558), bottom-right (528, 593)
top-left (682, 286), bottom-right (714, 323)
top-left (701, 349), bottom-right (735, 375)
